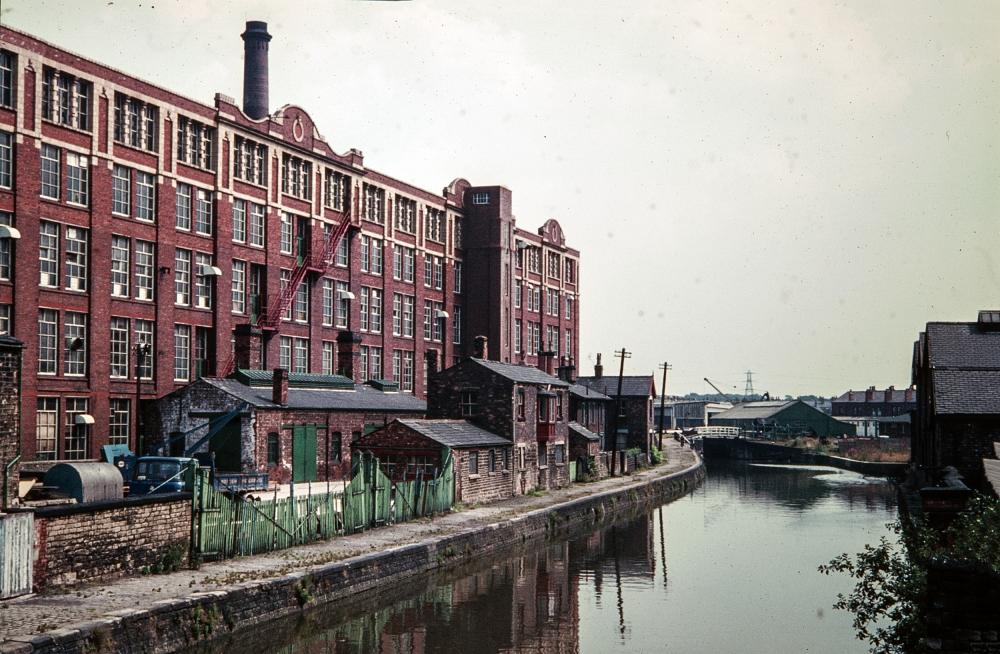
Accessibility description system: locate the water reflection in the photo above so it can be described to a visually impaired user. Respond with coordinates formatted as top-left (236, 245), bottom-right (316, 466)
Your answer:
top-left (203, 462), bottom-right (897, 654)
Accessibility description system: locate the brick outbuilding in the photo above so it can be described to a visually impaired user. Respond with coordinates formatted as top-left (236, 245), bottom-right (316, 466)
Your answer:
top-left (577, 357), bottom-right (656, 456)
top-left (428, 348), bottom-right (571, 495)
top-left (354, 419), bottom-right (513, 506)
top-left (149, 369), bottom-right (425, 484)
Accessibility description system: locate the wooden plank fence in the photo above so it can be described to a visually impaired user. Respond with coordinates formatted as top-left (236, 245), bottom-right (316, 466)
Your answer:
top-left (193, 450), bottom-right (454, 561)
top-left (0, 512), bottom-right (33, 599)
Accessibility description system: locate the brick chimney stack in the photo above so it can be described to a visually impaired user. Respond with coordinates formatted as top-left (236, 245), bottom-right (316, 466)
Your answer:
top-left (538, 351), bottom-right (556, 376)
top-left (905, 385), bottom-right (915, 402)
top-left (594, 353), bottom-right (603, 379)
top-left (272, 368), bottom-right (288, 405)
top-left (241, 21), bottom-right (272, 120)
top-left (865, 386), bottom-right (875, 402)
top-left (885, 386), bottom-right (895, 403)
top-left (473, 336), bottom-right (488, 360)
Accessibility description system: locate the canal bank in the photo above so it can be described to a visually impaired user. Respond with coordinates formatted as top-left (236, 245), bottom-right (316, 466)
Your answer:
top-left (702, 436), bottom-right (908, 477)
top-left (0, 440), bottom-right (703, 654)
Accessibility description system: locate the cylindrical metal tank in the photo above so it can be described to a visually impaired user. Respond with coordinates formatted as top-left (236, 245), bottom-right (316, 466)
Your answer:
top-left (43, 463), bottom-right (124, 503)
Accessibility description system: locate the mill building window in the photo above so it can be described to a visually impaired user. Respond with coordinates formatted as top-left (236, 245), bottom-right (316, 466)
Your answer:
top-left (281, 153), bottom-right (312, 200)
top-left (233, 135), bottom-right (267, 185)
top-left (113, 93), bottom-right (159, 152)
top-left (0, 51), bottom-right (14, 109)
top-left (324, 170), bottom-right (349, 211)
top-left (395, 196), bottom-right (416, 233)
top-left (42, 67), bottom-right (91, 131)
top-left (472, 192), bottom-right (489, 205)
top-left (363, 184), bottom-right (385, 224)
top-left (0, 212), bottom-right (13, 281)
top-left (176, 116), bottom-right (215, 170)
top-left (0, 131), bottom-right (12, 188)
top-left (64, 312), bottom-right (87, 376)
top-left (425, 207), bottom-right (445, 243)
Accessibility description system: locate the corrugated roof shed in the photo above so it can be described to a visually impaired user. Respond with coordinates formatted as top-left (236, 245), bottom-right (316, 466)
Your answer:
top-left (710, 401), bottom-right (795, 421)
top-left (575, 375), bottom-right (654, 398)
top-left (397, 420), bottom-right (511, 448)
top-left (202, 378), bottom-right (426, 412)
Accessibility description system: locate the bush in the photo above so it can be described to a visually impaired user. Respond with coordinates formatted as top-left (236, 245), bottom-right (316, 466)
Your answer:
top-left (820, 493), bottom-right (1000, 654)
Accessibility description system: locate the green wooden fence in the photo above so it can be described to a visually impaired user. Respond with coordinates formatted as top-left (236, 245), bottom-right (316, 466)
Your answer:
top-left (193, 450), bottom-right (455, 561)
top-left (391, 449), bottom-right (454, 522)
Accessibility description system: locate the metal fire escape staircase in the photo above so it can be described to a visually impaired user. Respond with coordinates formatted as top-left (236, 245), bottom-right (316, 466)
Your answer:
top-left (218, 208), bottom-right (354, 378)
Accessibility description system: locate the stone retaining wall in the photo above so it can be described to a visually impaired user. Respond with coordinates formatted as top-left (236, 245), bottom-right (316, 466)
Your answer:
top-left (29, 494), bottom-right (191, 592)
top-left (6, 460), bottom-right (704, 654)
top-left (703, 437), bottom-right (908, 477)
top-left (922, 561), bottom-right (1000, 653)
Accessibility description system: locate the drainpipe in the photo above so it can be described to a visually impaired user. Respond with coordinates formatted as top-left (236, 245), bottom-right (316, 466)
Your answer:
top-left (3, 454), bottom-right (20, 510)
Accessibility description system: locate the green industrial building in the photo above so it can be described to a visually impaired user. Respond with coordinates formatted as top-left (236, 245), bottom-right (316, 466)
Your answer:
top-left (709, 400), bottom-right (856, 438)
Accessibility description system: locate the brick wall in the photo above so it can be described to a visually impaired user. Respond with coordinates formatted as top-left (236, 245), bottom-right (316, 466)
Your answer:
top-left (151, 380), bottom-right (423, 483)
top-left (455, 446), bottom-right (512, 505)
top-left (31, 494), bottom-right (191, 591)
top-left (936, 418), bottom-right (1000, 489)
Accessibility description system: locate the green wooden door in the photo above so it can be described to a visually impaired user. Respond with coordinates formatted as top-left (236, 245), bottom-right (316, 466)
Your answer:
top-left (292, 425), bottom-right (318, 482)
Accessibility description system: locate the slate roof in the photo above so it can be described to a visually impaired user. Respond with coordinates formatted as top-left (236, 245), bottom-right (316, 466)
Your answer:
top-left (710, 401), bottom-right (795, 421)
top-left (918, 321), bottom-right (1000, 414)
top-left (397, 419), bottom-right (511, 448)
top-left (568, 421), bottom-right (601, 442)
top-left (201, 378), bottom-right (427, 412)
top-left (467, 359), bottom-right (569, 387)
top-left (575, 375), bottom-right (655, 398)
top-left (925, 322), bottom-right (1000, 370)
top-left (932, 370), bottom-right (1000, 415)
top-left (568, 383), bottom-right (612, 401)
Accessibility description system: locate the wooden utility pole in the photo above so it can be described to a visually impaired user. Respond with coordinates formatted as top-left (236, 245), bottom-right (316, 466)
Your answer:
top-left (658, 362), bottom-right (671, 451)
top-left (609, 348), bottom-right (631, 476)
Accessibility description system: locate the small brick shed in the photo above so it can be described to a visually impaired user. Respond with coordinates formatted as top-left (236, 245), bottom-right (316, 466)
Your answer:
top-left (355, 419), bottom-right (513, 506)
top-left (150, 370), bottom-right (426, 484)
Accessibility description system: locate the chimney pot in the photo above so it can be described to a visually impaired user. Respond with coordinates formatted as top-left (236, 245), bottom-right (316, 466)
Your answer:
top-left (425, 349), bottom-right (439, 376)
top-left (473, 336), bottom-right (488, 360)
top-left (241, 21), bottom-right (272, 120)
top-left (272, 368), bottom-right (288, 405)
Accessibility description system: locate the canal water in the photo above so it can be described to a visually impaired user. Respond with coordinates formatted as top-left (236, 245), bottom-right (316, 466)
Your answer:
top-left (205, 461), bottom-right (897, 653)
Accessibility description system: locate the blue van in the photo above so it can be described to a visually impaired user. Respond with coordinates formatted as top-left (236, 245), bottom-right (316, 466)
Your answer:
top-left (128, 457), bottom-right (196, 496)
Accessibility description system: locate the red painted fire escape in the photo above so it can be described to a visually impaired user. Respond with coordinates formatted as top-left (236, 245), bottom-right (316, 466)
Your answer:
top-left (218, 208), bottom-right (354, 377)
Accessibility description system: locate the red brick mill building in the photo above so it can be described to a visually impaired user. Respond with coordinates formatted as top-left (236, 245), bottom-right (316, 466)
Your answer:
top-left (0, 22), bottom-right (582, 470)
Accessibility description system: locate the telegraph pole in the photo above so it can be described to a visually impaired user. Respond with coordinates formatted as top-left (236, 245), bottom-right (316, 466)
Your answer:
top-left (609, 348), bottom-right (631, 476)
top-left (657, 362), bottom-right (671, 451)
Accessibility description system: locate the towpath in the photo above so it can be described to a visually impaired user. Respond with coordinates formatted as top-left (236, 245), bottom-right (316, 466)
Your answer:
top-left (0, 440), bottom-right (697, 646)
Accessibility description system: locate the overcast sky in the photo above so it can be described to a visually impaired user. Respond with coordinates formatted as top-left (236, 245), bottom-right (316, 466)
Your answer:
top-left (4, 0), bottom-right (999, 397)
